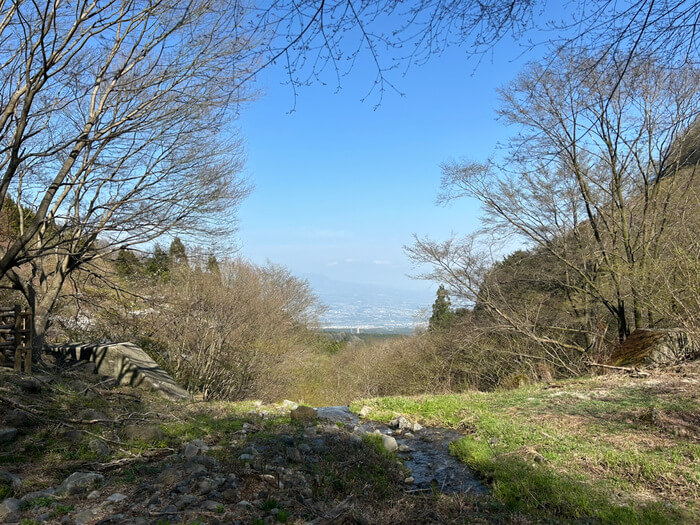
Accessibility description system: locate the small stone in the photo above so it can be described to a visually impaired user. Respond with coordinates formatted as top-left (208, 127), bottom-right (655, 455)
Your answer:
top-left (389, 416), bottom-right (412, 430)
top-left (0, 428), bottom-right (18, 443)
top-left (63, 429), bottom-right (83, 443)
top-left (241, 446), bottom-right (259, 456)
top-left (55, 471), bottom-right (104, 496)
top-left (281, 400), bottom-right (298, 410)
top-left (298, 443), bottom-right (311, 454)
top-left (0, 471), bottom-right (21, 491)
top-left (3, 410), bottom-right (32, 429)
top-left (239, 453), bottom-right (255, 461)
top-left (411, 423), bottom-right (423, 432)
top-left (106, 493), bottom-right (127, 503)
top-left (175, 494), bottom-right (196, 509)
top-left (88, 439), bottom-right (110, 457)
top-left (16, 377), bottom-right (43, 394)
top-left (237, 500), bottom-right (252, 508)
top-left (183, 461), bottom-right (207, 475)
top-left (87, 490), bottom-right (101, 500)
top-left (358, 406), bottom-right (373, 418)
top-left (381, 435), bottom-right (398, 452)
top-left (72, 508), bottom-right (98, 525)
top-left (404, 476), bottom-right (415, 484)
top-left (222, 488), bottom-right (239, 502)
top-left (398, 444), bottom-right (412, 453)
top-left (201, 500), bottom-right (221, 511)
top-left (285, 448), bottom-right (302, 463)
top-left (0, 498), bottom-right (20, 518)
top-left (290, 405), bottom-right (317, 423)
top-left (280, 435), bottom-right (295, 446)
top-left (157, 468), bottom-right (181, 485)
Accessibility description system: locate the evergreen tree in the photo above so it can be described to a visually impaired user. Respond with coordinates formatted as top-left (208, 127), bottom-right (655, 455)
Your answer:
top-left (115, 248), bottom-right (142, 277)
top-left (169, 237), bottom-right (188, 266)
top-left (429, 285), bottom-right (454, 331)
top-left (146, 245), bottom-right (171, 280)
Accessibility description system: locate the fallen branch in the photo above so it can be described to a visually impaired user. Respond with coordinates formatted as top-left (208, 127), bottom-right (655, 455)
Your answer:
top-left (587, 361), bottom-right (650, 377)
top-left (91, 448), bottom-right (175, 472)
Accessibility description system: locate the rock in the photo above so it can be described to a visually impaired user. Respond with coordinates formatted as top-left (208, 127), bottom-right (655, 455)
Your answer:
top-left (183, 462), bottom-right (207, 475)
top-left (404, 476), bottom-right (415, 484)
top-left (51, 342), bottom-right (191, 400)
top-left (281, 400), bottom-right (298, 410)
top-left (15, 377), bottom-right (43, 394)
top-left (55, 471), bottom-right (104, 496)
top-left (175, 494), bottom-right (196, 509)
top-left (201, 500), bottom-right (221, 511)
top-left (239, 454), bottom-right (255, 461)
top-left (381, 435), bottom-right (398, 453)
top-left (222, 488), bottom-right (239, 502)
top-left (72, 508), bottom-right (98, 525)
top-left (88, 439), bottom-right (110, 457)
top-left (0, 428), bottom-right (18, 443)
top-left (63, 429), bottom-right (83, 443)
top-left (290, 406), bottom-right (317, 423)
top-left (2, 410), bottom-right (32, 429)
top-left (241, 446), bottom-right (259, 456)
top-left (0, 471), bottom-right (21, 491)
top-left (123, 424), bottom-right (164, 442)
top-left (279, 435), bottom-right (295, 447)
top-left (390, 416), bottom-right (413, 430)
top-left (87, 490), bottom-right (101, 500)
top-left (106, 493), bottom-right (128, 504)
top-left (411, 423), bottom-right (423, 432)
top-left (298, 443), bottom-right (311, 454)
top-left (398, 444), bottom-right (412, 453)
top-left (157, 468), bottom-right (181, 485)
top-left (236, 500), bottom-right (252, 508)
top-left (0, 498), bottom-right (20, 518)
top-left (183, 439), bottom-right (208, 459)
top-left (285, 448), bottom-right (302, 463)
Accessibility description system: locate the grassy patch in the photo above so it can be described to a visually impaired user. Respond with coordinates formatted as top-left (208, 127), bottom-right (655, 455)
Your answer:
top-left (354, 373), bottom-right (699, 523)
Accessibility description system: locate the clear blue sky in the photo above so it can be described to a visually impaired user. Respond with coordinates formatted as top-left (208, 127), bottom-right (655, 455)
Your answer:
top-left (235, 13), bottom-right (553, 296)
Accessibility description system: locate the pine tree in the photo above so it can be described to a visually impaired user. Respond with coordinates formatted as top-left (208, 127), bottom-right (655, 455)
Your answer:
top-left (429, 285), bottom-right (454, 331)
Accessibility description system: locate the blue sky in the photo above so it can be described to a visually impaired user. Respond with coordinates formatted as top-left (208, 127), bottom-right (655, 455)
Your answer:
top-left (234, 14), bottom-right (551, 298)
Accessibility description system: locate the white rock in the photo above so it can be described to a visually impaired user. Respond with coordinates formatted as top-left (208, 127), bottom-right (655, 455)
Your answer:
top-left (106, 493), bottom-right (127, 503)
top-left (381, 435), bottom-right (398, 452)
top-left (358, 406), bottom-right (372, 418)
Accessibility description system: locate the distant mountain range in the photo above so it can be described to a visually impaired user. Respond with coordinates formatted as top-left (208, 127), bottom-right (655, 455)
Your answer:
top-left (303, 274), bottom-right (434, 332)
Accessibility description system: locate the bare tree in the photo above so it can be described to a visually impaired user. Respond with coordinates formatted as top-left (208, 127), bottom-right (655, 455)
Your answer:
top-left (0, 0), bottom-right (255, 355)
top-left (244, 1), bottom-right (698, 103)
top-left (411, 50), bottom-right (699, 353)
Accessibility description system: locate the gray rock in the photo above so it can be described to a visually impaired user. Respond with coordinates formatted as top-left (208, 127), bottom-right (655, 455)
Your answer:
top-left (201, 499), bottom-right (222, 511)
top-left (63, 429), bottom-right (83, 443)
top-left (411, 422), bottom-right (423, 432)
top-left (15, 377), bottom-right (43, 394)
top-left (88, 439), bottom-right (110, 457)
top-left (357, 405), bottom-right (372, 417)
top-left (19, 489), bottom-right (55, 502)
top-left (0, 428), bottom-right (18, 443)
top-left (398, 444), bottom-right (412, 453)
top-left (290, 406), bottom-right (317, 423)
top-left (55, 471), bottom-right (104, 496)
top-left (381, 435), bottom-right (398, 453)
top-left (0, 498), bottom-right (20, 518)
top-left (175, 494), bottom-right (196, 509)
top-left (281, 400), bottom-right (298, 410)
top-left (3, 410), bottom-right (32, 429)
top-left (183, 462), bottom-right (207, 475)
top-left (298, 443), bottom-right (311, 454)
top-left (106, 493), bottom-right (127, 503)
top-left (241, 446), bottom-right (259, 456)
top-left (404, 476), bottom-right (415, 484)
top-left (157, 468), bottom-right (181, 485)
top-left (183, 439), bottom-right (208, 459)
top-left (0, 471), bottom-right (21, 491)
top-left (238, 453), bottom-right (255, 461)
top-left (390, 416), bottom-right (412, 430)
top-left (236, 500), bottom-right (252, 508)
top-left (87, 490), bottom-right (101, 500)
top-left (285, 448), bottom-right (302, 463)
top-left (72, 508), bottom-right (98, 525)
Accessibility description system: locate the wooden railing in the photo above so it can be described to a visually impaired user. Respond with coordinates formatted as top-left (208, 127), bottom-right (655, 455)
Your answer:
top-left (0, 305), bottom-right (32, 374)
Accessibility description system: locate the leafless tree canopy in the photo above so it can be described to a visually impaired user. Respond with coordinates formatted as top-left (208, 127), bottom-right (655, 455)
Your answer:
top-left (245, 1), bottom-right (698, 101)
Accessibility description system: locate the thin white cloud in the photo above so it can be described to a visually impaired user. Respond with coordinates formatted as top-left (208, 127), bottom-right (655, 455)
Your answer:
top-left (325, 261), bottom-right (339, 267)
top-left (344, 258), bottom-right (360, 263)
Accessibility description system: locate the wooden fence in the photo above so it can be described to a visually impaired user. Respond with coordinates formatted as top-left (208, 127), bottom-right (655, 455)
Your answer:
top-left (0, 305), bottom-right (32, 374)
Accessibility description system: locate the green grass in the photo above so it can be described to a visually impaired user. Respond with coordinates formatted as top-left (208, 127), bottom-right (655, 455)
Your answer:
top-left (352, 374), bottom-right (699, 524)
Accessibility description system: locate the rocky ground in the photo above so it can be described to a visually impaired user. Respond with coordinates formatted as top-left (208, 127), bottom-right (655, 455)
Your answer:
top-left (0, 358), bottom-right (511, 525)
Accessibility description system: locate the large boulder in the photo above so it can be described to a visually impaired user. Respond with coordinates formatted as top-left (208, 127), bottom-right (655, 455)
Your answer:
top-left (609, 329), bottom-right (700, 368)
top-left (51, 342), bottom-right (190, 400)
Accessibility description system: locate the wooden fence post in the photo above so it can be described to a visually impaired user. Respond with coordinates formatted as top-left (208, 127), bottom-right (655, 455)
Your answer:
top-left (13, 304), bottom-right (21, 373)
